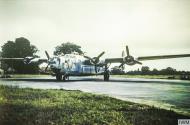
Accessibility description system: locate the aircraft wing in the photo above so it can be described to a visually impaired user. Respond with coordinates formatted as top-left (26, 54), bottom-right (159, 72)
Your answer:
top-left (0, 58), bottom-right (24, 61)
top-left (0, 57), bottom-right (48, 64)
top-left (137, 54), bottom-right (190, 61)
top-left (37, 59), bottom-right (48, 63)
top-left (104, 54), bottom-right (190, 64)
top-left (105, 58), bottom-right (123, 63)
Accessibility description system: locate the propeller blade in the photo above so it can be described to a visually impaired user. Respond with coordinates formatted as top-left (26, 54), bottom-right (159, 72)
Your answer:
top-left (45, 64), bottom-right (49, 72)
top-left (126, 46), bottom-right (129, 56)
top-left (122, 50), bottom-right (125, 57)
top-left (45, 51), bottom-right (50, 60)
top-left (134, 60), bottom-right (142, 65)
top-left (97, 51), bottom-right (105, 59)
top-left (83, 55), bottom-right (96, 64)
top-left (119, 63), bottom-right (125, 68)
top-left (95, 65), bottom-right (97, 74)
top-left (84, 55), bottom-right (93, 60)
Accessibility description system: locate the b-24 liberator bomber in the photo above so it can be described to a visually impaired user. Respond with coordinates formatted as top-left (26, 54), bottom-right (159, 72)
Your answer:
top-left (1, 45), bottom-right (190, 81)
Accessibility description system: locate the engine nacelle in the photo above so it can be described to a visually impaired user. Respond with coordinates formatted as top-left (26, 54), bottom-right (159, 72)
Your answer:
top-left (23, 57), bottom-right (40, 64)
top-left (23, 57), bottom-right (34, 64)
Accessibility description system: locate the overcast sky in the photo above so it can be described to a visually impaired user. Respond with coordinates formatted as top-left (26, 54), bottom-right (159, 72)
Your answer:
top-left (0, 0), bottom-right (190, 71)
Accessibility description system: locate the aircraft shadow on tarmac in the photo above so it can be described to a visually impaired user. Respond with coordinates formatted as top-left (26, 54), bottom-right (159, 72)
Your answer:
top-left (1, 77), bottom-right (188, 85)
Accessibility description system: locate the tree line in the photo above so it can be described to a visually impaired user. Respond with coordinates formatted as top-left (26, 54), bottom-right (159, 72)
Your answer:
top-left (0, 37), bottom-right (83, 74)
top-left (111, 66), bottom-right (190, 75)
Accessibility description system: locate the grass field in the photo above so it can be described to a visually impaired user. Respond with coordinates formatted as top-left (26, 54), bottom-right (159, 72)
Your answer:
top-left (0, 85), bottom-right (189, 125)
top-left (11, 74), bottom-right (50, 78)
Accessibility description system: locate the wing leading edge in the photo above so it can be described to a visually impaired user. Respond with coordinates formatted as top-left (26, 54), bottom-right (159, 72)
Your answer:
top-left (0, 58), bottom-right (24, 61)
top-left (0, 57), bottom-right (48, 64)
top-left (105, 58), bottom-right (123, 63)
top-left (137, 54), bottom-right (190, 61)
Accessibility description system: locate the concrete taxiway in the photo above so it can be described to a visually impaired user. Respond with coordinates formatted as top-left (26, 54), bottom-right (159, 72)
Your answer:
top-left (0, 76), bottom-right (190, 115)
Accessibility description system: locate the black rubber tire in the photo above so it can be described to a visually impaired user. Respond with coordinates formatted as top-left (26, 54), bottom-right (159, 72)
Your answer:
top-left (56, 73), bottom-right (62, 81)
top-left (104, 72), bottom-right (110, 81)
top-left (63, 76), bottom-right (66, 81)
top-left (64, 76), bottom-right (70, 81)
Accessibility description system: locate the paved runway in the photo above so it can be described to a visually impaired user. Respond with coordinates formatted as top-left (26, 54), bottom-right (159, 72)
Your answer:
top-left (0, 76), bottom-right (190, 115)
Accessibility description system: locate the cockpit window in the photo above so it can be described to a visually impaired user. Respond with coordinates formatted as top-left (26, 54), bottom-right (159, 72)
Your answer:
top-left (83, 60), bottom-right (92, 65)
top-left (49, 57), bottom-right (60, 64)
top-left (49, 61), bottom-right (56, 64)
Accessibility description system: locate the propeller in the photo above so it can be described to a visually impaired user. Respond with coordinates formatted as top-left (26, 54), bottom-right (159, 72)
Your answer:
top-left (84, 51), bottom-right (105, 64)
top-left (119, 46), bottom-right (142, 68)
top-left (83, 51), bottom-right (105, 73)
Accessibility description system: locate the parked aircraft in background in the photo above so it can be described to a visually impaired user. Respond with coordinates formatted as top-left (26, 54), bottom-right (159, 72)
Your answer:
top-left (1, 45), bottom-right (190, 81)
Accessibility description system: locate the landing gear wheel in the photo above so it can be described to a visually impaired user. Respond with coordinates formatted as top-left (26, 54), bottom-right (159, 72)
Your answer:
top-left (56, 73), bottom-right (62, 81)
top-left (62, 76), bottom-right (66, 81)
top-left (62, 75), bottom-right (69, 81)
top-left (104, 71), bottom-right (110, 81)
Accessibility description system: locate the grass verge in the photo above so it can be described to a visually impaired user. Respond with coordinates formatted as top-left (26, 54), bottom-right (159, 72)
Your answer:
top-left (112, 74), bottom-right (181, 80)
top-left (0, 85), bottom-right (189, 125)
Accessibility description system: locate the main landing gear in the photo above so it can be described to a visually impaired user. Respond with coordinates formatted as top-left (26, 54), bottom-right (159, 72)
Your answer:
top-left (104, 65), bottom-right (110, 81)
top-left (56, 73), bottom-right (62, 81)
top-left (104, 71), bottom-right (110, 81)
top-left (56, 73), bottom-right (69, 81)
